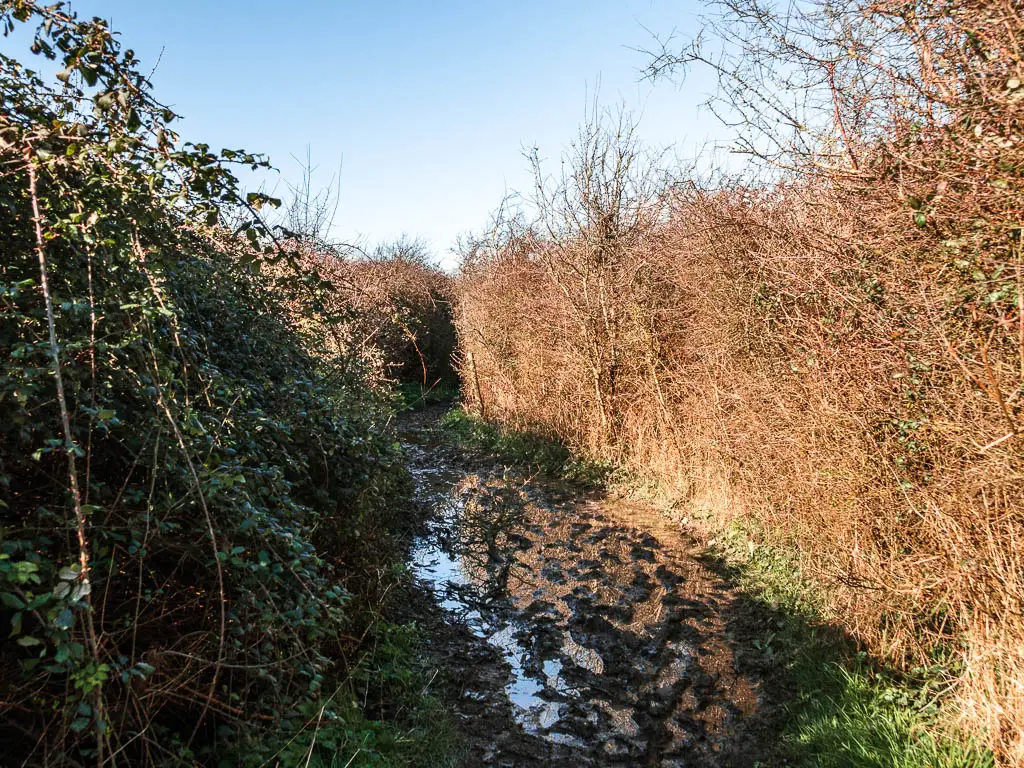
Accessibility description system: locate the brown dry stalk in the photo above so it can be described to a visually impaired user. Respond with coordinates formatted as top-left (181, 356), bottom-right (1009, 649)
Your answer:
top-left (145, 349), bottom-right (226, 748)
top-left (25, 148), bottom-right (107, 767)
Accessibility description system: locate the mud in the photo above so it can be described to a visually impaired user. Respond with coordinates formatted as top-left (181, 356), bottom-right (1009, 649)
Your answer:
top-left (400, 408), bottom-right (786, 766)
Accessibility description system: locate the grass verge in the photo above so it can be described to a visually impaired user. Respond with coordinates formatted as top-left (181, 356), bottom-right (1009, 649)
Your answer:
top-left (708, 520), bottom-right (994, 768)
top-left (439, 407), bottom-right (613, 486)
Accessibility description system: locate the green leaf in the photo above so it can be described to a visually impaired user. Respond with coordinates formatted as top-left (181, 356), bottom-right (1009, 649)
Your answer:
top-left (54, 608), bottom-right (74, 630)
top-left (1, 593), bottom-right (25, 610)
top-left (16, 636), bottom-right (42, 647)
top-left (70, 582), bottom-right (91, 602)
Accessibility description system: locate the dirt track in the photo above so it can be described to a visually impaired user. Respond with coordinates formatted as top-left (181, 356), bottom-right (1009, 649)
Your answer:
top-left (399, 408), bottom-right (793, 767)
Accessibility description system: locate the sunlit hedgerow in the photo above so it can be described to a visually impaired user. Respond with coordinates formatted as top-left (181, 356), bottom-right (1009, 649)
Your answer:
top-left (456, 0), bottom-right (1023, 761)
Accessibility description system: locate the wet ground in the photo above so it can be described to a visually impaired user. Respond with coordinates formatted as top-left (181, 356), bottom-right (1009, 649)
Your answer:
top-left (400, 408), bottom-right (785, 766)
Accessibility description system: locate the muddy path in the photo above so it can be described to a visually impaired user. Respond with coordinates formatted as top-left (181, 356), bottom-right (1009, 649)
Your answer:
top-left (399, 408), bottom-right (789, 767)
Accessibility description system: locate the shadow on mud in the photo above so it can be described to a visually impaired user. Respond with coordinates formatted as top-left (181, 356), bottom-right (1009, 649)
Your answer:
top-left (400, 410), bottom-right (918, 768)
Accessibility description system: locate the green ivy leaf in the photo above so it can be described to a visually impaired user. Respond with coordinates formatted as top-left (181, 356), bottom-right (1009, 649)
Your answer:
top-left (1, 592), bottom-right (25, 610)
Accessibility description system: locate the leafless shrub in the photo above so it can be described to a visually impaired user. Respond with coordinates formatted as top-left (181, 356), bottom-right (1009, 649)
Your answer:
top-left (269, 240), bottom-right (455, 389)
top-left (457, 0), bottom-right (1023, 760)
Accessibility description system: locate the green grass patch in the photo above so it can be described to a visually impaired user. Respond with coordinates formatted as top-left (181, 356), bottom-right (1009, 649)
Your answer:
top-left (784, 659), bottom-right (994, 768)
top-left (439, 407), bottom-right (612, 485)
top-left (707, 521), bottom-right (993, 768)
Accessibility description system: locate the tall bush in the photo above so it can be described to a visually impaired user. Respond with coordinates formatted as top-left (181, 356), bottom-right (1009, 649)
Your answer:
top-left (1, 3), bottom-right (406, 764)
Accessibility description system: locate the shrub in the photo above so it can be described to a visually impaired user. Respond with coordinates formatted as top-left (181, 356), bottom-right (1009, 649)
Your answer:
top-left (455, 1), bottom-right (1024, 760)
top-left (0, 3), bottom-right (410, 763)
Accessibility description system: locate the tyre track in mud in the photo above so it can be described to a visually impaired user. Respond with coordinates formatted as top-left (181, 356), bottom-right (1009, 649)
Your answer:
top-left (399, 408), bottom-right (788, 767)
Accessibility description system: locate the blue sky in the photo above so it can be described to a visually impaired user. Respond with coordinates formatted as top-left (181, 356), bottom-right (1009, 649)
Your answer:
top-left (55, 1), bottom-right (724, 266)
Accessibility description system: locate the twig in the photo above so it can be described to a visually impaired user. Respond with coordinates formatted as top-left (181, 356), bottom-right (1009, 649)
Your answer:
top-left (25, 147), bottom-right (106, 767)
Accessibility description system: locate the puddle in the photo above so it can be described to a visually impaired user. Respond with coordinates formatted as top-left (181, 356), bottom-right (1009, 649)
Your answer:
top-left (411, 531), bottom-right (561, 735)
top-left (401, 412), bottom-right (764, 765)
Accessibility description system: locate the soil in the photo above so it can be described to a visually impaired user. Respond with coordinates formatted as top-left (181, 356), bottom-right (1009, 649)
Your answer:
top-left (396, 407), bottom-right (794, 767)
